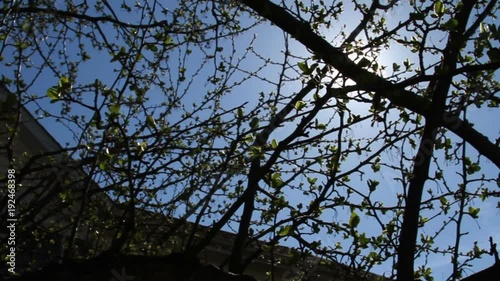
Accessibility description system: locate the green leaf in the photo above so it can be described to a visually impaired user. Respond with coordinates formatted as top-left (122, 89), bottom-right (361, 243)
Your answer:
top-left (439, 197), bottom-right (448, 205)
top-left (440, 19), bottom-right (459, 30)
top-left (146, 115), bottom-right (157, 128)
top-left (307, 177), bottom-right (317, 185)
top-left (298, 61), bottom-right (309, 73)
top-left (410, 12), bottom-right (425, 21)
top-left (306, 63), bottom-right (318, 75)
top-left (243, 134), bottom-right (254, 143)
top-left (468, 207), bottom-right (480, 218)
top-left (15, 41), bottom-right (29, 50)
top-left (164, 35), bottom-right (174, 46)
top-left (367, 180), bottom-right (380, 192)
top-left (349, 211), bottom-right (360, 228)
top-left (462, 55), bottom-right (473, 63)
top-left (473, 243), bottom-right (482, 257)
top-left (145, 44), bottom-right (158, 52)
top-left (358, 57), bottom-right (371, 68)
top-left (385, 223), bottom-right (395, 235)
top-left (99, 161), bottom-right (108, 170)
top-left (487, 48), bottom-right (500, 62)
top-left (434, 1), bottom-right (444, 17)
top-left (109, 104), bottom-right (121, 115)
top-left (271, 173), bottom-right (283, 188)
top-left (136, 141), bottom-right (147, 153)
top-left (250, 117), bottom-right (259, 129)
top-left (58, 76), bottom-right (70, 88)
top-left (111, 47), bottom-right (127, 62)
top-left (271, 139), bottom-right (278, 149)
top-left (278, 225), bottom-right (292, 237)
top-left (392, 63), bottom-right (400, 72)
top-left (58, 76), bottom-right (71, 92)
top-left (404, 58), bottom-right (411, 69)
top-left (480, 22), bottom-right (487, 33)
top-left (248, 146), bottom-right (262, 159)
top-left (47, 87), bottom-right (60, 101)
top-left (359, 233), bottom-right (369, 248)
top-left (295, 100), bottom-right (306, 111)
top-left (492, 24), bottom-right (500, 40)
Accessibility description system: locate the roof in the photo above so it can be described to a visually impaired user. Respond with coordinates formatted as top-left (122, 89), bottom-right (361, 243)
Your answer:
top-left (0, 84), bottom-right (64, 158)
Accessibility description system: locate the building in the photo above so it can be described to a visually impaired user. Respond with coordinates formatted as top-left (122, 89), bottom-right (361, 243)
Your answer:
top-left (0, 84), bottom-right (386, 281)
top-left (0, 84), bottom-right (118, 274)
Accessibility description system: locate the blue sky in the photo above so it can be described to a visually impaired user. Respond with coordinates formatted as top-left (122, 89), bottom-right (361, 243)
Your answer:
top-left (1, 0), bottom-right (499, 280)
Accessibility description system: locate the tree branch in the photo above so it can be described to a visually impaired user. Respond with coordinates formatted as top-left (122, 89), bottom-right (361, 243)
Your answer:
top-left (239, 0), bottom-right (500, 168)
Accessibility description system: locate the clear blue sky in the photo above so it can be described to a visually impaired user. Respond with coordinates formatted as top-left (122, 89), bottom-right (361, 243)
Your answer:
top-left (1, 1), bottom-right (499, 280)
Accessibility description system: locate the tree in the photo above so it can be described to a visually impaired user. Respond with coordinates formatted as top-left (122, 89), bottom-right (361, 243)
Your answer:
top-left (1, 0), bottom-right (499, 281)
